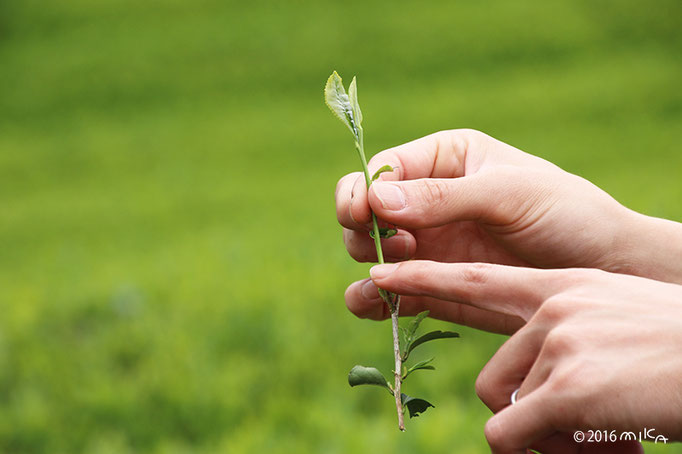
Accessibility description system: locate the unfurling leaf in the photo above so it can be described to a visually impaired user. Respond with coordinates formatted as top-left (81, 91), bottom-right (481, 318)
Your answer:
top-left (324, 71), bottom-right (359, 138)
top-left (405, 330), bottom-right (459, 357)
top-left (371, 165), bottom-right (395, 182)
top-left (400, 310), bottom-right (430, 360)
top-left (406, 311), bottom-right (430, 341)
top-left (348, 365), bottom-right (392, 394)
top-left (369, 228), bottom-right (398, 239)
top-left (402, 357), bottom-right (435, 380)
top-left (401, 394), bottom-right (435, 418)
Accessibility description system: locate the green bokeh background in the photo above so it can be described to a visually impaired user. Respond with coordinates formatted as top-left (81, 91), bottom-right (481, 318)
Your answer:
top-left (1, 1), bottom-right (681, 453)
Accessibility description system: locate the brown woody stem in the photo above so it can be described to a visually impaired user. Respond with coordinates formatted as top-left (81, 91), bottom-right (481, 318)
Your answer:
top-left (390, 296), bottom-right (404, 431)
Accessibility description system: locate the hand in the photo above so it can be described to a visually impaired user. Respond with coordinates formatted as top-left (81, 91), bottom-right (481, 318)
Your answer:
top-left (369, 260), bottom-right (682, 453)
top-left (336, 129), bottom-right (682, 332)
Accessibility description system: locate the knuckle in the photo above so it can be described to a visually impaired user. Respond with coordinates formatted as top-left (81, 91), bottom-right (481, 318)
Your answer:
top-left (419, 179), bottom-right (451, 204)
top-left (474, 369), bottom-right (494, 403)
top-left (456, 128), bottom-right (486, 141)
top-left (433, 128), bottom-right (484, 142)
top-left (552, 268), bottom-right (603, 291)
top-left (575, 268), bottom-right (609, 287)
top-left (533, 296), bottom-right (571, 325)
top-left (547, 364), bottom-right (580, 395)
top-left (541, 325), bottom-right (578, 358)
top-left (451, 128), bottom-right (490, 153)
top-left (483, 418), bottom-right (507, 451)
top-left (450, 263), bottom-right (494, 302)
top-left (459, 262), bottom-right (492, 287)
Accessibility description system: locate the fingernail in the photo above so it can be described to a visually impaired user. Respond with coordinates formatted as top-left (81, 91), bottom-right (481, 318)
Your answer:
top-left (361, 280), bottom-right (379, 299)
top-left (370, 263), bottom-right (398, 280)
top-left (373, 182), bottom-right (406, 211)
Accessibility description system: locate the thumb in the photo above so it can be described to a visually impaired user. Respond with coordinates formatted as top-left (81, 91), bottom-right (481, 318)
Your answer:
top-left (368, 167), bottom-right (548, 229)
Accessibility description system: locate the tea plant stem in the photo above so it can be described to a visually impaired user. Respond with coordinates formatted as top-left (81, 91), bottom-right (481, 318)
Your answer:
top-left (390, 297), bottom-right (404, 431)
top-left (354, 130), bottom-right (385, 265)
top-left (355, 127), bottom-right (405, 431)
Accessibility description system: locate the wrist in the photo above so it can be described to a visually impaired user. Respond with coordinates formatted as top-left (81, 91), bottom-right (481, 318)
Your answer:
top-left (610, 210), bottom-right (682, 285)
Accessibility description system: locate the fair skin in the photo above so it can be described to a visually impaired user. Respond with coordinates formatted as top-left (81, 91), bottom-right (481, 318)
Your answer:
top-left (335, 129), bottom-right (682, 452)
top-left (369, 261), bottom-right (682, 453)
top-left (336, 129), bottom-right (682, 332)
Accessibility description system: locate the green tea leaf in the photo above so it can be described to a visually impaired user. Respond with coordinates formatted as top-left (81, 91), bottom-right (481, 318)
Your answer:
top-left (324, 71), bottom-right (357, 138)
top-left (371, 165), bottom-right (394, 182)
top-left (348, 76), bottom-right (363, 128)
top-left (348, 365), bottom-right (392, 394)
top-left (406, 310), bottom-right (430, 341)
top-left (401, 394), bottom-right (435, 418)
top-left (402, 357), bottom-right (435, 380)
top-left (369, 228), bottom-right (397, 239)
top-left (406, 330), bottom-right (459, 357)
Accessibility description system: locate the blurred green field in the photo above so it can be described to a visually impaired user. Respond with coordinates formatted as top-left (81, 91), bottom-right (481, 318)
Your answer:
top-left (1, 1), bottom-right (681, 453)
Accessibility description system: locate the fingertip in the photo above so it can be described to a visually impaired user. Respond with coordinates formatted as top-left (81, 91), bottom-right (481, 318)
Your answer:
top-left (336, 172), bottom-right (367, 229)
top-left (345, 280), bottom-right (387, 320)
top-left (343, 229), bottom-right (415, 263)
top-left (369, 263), bottom-right (399, 281)
top-left (369, 181), bottom-right (407, 212)
top-left (350, 174), bottom-right (372, 225)
top-left (360, 279), bottom-right (379, 300)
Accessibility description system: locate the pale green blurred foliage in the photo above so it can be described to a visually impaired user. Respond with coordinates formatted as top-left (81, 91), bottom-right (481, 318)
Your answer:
top-left (0, 1), bottom-right (680, 453)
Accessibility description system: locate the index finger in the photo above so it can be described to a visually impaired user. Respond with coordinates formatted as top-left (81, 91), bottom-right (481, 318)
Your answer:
top-left (367, 130), bottom-right (470, 180)
top-left (347, 129), bottom-right (486, 225)
top-left (369, 261), bottom-right (579, 321)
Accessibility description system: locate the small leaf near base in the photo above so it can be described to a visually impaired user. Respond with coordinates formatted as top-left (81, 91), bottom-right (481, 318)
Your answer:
top-left (400, 310), bottom-right (430, 361)
top-left (371, 165), bottom-right (396, 182)
top-left (401, 393), bottom-right (435, 418)
top-left (406, 311), bottom-right (430, 340)
top-left (369, 228), bottom-right (397, 239)
top-left (348, 365), bottom-right (392, 394)
top-left (402, 357), bottom-right (435, 380)
top-left (405, 330), bottom-right (459, 357)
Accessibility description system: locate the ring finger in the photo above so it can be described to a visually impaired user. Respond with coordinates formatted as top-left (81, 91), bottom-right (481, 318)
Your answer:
top-left (476, 322), bottom-right (551, 413)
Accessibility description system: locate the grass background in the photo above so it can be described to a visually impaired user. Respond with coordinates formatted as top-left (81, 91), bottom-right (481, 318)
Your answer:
top-left (1, 0), bottom-right (681, 452)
